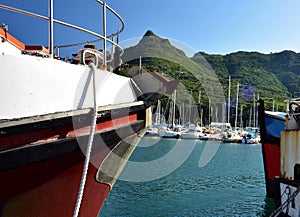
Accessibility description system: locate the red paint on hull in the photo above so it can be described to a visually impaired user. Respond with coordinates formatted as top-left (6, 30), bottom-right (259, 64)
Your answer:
top-left (0, 109), bottom-right (143, 216)
top-left (67, 114), bottom-right (138, 137)
top-left (0, 113), bottom-right (138, 150)
top-left (0, 124), bottom-right (72, 150)
top-left (264, 143), bottom-right (280, 180)
top-left (0, 144), bottom-right (114, 217)
top-left (262, 142), bottom-right (280, 197)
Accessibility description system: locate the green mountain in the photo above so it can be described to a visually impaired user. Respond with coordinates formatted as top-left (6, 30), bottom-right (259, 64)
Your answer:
top-left (193, 51), bottom-right (291, 102)
top-left (123, 30), bottom-right (188, 65)
top-left (193, 51), bottom-right (297, 97)
top-left (117, 30), bottom-right (299, 125)
top-left (121, 30), bottom-right (225, 106)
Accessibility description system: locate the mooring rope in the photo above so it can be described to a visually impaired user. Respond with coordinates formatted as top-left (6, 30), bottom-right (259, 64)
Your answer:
top-left (73, 62), bottom-right (98, 217)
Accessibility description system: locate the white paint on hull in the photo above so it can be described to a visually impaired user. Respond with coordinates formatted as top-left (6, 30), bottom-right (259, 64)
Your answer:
top-left (0, 54), bottom-right (137, 119)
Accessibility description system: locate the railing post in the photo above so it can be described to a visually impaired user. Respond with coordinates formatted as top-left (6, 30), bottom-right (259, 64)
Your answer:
top-left (0, 1), bottom-right (124, 60)
top-left (49, 0), bottom-right (54, 58)
top-left (102, 2), bottom-right (107, 67)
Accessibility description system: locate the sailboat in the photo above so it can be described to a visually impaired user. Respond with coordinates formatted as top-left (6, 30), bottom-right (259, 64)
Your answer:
top-left (181, 92), bottom-right (204, 139)
top-left (146, 100), bottom-right (161, 137)
top-left (181, 124), bottom-right (204, 139)
top-left (222, 80), bottom-right (243, 143)
top-left (159, 90), bottom-right (181, 138)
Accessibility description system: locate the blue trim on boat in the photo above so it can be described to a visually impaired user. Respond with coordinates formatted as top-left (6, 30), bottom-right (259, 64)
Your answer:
top-left (265, 113), bottom-right (285, 139)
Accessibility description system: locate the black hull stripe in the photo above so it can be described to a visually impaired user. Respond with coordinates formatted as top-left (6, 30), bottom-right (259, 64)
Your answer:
top-left (0, 121), bottom-right (145, 171)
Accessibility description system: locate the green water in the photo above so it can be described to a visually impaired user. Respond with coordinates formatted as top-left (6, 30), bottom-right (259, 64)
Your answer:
top-left (100, 138), bottom-right (274, 217)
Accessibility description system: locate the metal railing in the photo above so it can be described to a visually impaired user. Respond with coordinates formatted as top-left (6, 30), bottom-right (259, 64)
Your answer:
top-left (0, 0), bottom-right (124, 67)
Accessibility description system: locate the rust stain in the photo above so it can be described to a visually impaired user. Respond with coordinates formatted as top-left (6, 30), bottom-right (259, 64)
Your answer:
top-left (296, 131), bottom-right (299, 161)
top-left (281, 130), bottom-right (300, 180)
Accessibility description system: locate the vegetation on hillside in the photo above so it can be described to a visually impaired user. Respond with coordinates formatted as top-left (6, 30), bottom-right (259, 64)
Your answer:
top-left (115, 30), bottom-right (297, 127)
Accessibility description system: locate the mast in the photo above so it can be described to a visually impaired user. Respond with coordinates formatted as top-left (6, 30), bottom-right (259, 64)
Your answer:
top-left (188, 92), bottom-right (192, 127)
top-left (155, 100), bottom-right (161, 126)
top-left (215, 105), bottom-right (218, 123)
top-left (234, 82), bottom-right (239, 129)
top-left (253, 93), bottom-right (256, 128)
top-left (182, 102), bottom-right (185, 126)
top-left (240, 104), bottom-right (243, 128)
top-left (249, 106), bottom-right (252, 128)
top-left (227, 75), bottom-right (231, 123)
top-left (198, 89), bottom-right (202, 126)
top-left (200, 108), bottom-right (203, 127)
top-left (256, 93), bottom-right (259, 127)
top-left (179, 105), bottom-right (182, 126)
top-left (172, 90), bottom-right (176, 127)
top-left (208, 98), bottom-right (211, 126)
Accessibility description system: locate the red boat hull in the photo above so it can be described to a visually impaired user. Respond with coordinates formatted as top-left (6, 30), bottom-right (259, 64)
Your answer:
top-left (261, 142), bottom-right (280, 197)
top-left (1, 151), bottom-right (110, 217)
top-left (258, 99), bottom-right (284, 198)
top-left (0, 103), bottom-right (149, 217)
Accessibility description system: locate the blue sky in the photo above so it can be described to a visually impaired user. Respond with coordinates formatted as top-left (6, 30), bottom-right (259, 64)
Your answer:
top-left (1, 0), bottom-right (300, 56)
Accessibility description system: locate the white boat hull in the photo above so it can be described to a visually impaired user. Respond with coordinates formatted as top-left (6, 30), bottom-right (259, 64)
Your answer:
top-left (159, 130), bottom-right (180, 139)
top-left (181, 132), bottom-right (201, 139)
top-left (0, 54), bottom-right (137, 119)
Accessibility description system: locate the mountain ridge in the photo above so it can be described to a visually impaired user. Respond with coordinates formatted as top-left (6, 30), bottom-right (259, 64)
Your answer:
top-left (120, 30), bottom-right (298, 114)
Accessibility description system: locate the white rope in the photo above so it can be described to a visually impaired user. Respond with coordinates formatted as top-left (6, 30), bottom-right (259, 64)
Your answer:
top-left (73, 62), bottom-right (98, 217)
top-left (270, 185), bottom-right (300, 217)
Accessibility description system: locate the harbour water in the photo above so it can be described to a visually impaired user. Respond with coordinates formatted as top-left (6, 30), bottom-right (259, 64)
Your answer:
top-left (100, 137), bottom-right (274, 217)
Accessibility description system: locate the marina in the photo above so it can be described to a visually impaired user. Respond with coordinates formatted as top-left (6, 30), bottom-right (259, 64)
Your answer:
top-left (146, 123), bottom-right (260, 144)
top-left (100, 138), bottom-right (272, 217)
